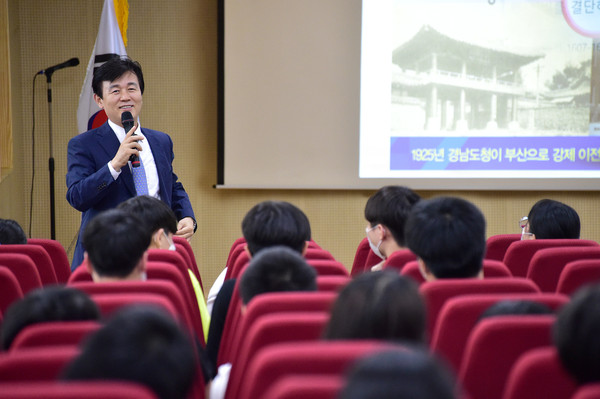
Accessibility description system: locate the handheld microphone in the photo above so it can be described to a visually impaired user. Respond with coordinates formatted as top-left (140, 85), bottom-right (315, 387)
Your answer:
top-left (37, 58), bottom-right (80, 76)
top-left (121, 111), bottom-right (141, 168)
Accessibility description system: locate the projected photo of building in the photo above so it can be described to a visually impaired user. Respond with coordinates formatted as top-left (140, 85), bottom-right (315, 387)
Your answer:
top-left (390, 24), bottom-right (595, 136)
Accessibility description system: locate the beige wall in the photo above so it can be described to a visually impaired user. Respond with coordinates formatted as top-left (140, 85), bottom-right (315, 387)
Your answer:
top-left (1, 0), bottom-right (599, 292)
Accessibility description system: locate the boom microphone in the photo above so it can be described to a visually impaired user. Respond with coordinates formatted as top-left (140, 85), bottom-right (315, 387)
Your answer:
top-left (121, 111), bottom-right (141, 168)
top-left (37, 57), bottom-right (80, 76)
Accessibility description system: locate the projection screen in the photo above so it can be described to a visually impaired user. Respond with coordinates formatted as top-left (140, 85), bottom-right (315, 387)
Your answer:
top-left (219, 0), bottom-right (600, 190)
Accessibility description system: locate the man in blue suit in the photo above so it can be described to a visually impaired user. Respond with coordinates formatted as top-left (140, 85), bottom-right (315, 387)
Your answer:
top-left (66, 57), bottom-right (195, 269)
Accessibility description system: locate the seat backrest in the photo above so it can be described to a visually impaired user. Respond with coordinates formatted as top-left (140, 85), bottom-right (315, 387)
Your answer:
top-left (67, 261), bottom-right (94, 283)
top-left (459, 315), bottom-right (556, 399)
top-left (420, 278), bottom-right (540, 341)
top-left (0, 253), bottom-right (43, 294)
top-left (431, 293), bottom-right (568, 373)
top-left (402, 259), bottom-right (512, 285)
top-left (173, 235), bottom-right (203, 290)
top-left (527, 246), bottom-right (600, 292)
top-left (382, 249), bottom-right (417, 272)
top-left (0, 245), bottom-right (57, 285)
top-left (239, 341), bottom-right (394, 399)
top-left (226, 292), bottom-right (337, 365)
top-left (262, 375), bottom-right (344, 399)
top-left (10, 321), bottom-right (101, 352)
top-left (571, 383), bottom-right (600, 399)
top-left (0, 346), bottom-right (79, 382)
top-left (0, 381), bottom-right (158, 399)
top-left (71, 280), bottom-right (197, 340)
top-left (307, 259), bottom-right (349, 277)
top-left (28, 239), bottom-right (71, 284)
top-left (502, 347), bottom-right (577, 399)
top-left (485, 234), bottom-right (522, 261)
top-left (351, 237), bottom-right (373, 276)
top-left (91, 293), bottom-right (178, 320)
top-left (224, 243), bottom-right (247, 279)
top-left (557, 259), bottom-right (600, 296)
top-left (228, 250), bottom-right (250, 280)
top-left (502, 239), bottom-right (598, 277)
top-left (304, 248), bottom-right (335, 261)
top-left (317, 275), bottom-right (350, 292)
top-left (225, 312), bottom-right (330, 399)
top-left (0, 266), bottom-right (24, 316)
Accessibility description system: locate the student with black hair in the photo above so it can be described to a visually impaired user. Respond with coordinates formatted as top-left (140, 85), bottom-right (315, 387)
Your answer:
top-left (0, 218), bottom-right (27, 245)
top-left (323, 271), bottom-right (425, 344)
top-left (553, 284), bottom-right (600, 385)
top-left (520, 199), bottom-right (580, 240)
top-left (63, 305), bottom-right (198, 399)
top-left (405, 196), bottom-right (486, 280)
top-left (1, 286), bottom-right (100, 351)
top-left (364, 186), bottom-right (421, 270)
top-left (339, 349), bottom-right (457, 399)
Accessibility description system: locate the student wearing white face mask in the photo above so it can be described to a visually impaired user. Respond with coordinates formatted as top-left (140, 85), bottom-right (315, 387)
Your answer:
top-left (117, 195), bottom-right (211, 340)
top-left (364, 186), bottom-right (421, 271)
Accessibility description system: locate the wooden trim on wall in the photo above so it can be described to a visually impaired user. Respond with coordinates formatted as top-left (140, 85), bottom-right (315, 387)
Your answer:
top-left (0, 0), bottom-right (12, 180)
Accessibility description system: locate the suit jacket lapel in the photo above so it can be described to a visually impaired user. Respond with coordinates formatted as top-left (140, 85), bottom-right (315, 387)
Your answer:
top-left (96, 123), bottom-right (136, 197)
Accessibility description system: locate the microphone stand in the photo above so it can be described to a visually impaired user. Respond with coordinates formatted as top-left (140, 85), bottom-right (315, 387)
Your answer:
top-left (45, 72), bottom-right (56, 240)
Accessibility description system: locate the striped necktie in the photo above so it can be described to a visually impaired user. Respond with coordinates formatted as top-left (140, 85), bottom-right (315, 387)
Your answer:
top-left (132, 160), bottom-right (149, 196)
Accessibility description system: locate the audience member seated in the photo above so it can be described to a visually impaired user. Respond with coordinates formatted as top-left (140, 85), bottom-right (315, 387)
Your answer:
top-left (479, 300), bottom-right (553, 320)
top-left (1, 285), bottom-right (100, 351)
top-left (0, 218), bottom-right (27, 245)
top-left (363, 186), bottom-right (421, 271)
top-left (553, 284), bottom-right (600, 385)
top-left (118, 195), bottom-right (210, 338)
top-left (405, 196), bottom-right (486, 280)
top-left (205, 200), bottom-right (312, 375)
top-left (323, 271), bottom-right (425, 345)
top-left (338, 349), bottom-right (457, 399)
top-left (520, 199), bottom-right (580, 240)
top-left (83, 209), bottom-right (152, 281)
top-left (63, 305), bottom-right (198, 399)
top-left (209, 246), bottom-right (318, 399)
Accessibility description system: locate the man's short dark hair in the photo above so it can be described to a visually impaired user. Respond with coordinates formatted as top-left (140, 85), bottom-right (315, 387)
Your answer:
top-left (117, 195), bottom-right (178, 235)
top-left (553, 284), bottom-right (600, 384)
top-left (339, 349), bottom-right (456, 399)
top-left (82, 209), bottom-right (152, 278)
top-left (323, 271), bottom-right (425, 344)
top-left (241, 201), bottom-right (311, 256)
top-left (92, 56), bottom-right (145, 98)
top-left (528, 199), bottom-right (580, 239)
top-left (405, 196), bottom-right (486, 279)
top-left (479, 300), bottom-right (553, 320)
top-left (1, 286), bottom-right (100, 350)
top-left (239, 246), bottom-right (317, 305)
top-left (364, 186), bottom-right (421, 247)
top-left (0, 218), bottom-right (27, 244)
top-left (63, 305), bottom-right (197, 399)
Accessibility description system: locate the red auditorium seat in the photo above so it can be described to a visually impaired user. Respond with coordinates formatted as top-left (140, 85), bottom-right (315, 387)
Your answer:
top-left (28, 239), bottom-right (71, 284)
top-left (556, 259), bottom-right (600, 296)
top-left (0, 266), bottom-right (24, 317)
top-left (0, 346), bottom-right (79, 382)
top-left (420, 278), bottom-right (540, 340)
top-left (0, 253), bottom-right (43, 294)
top-left (0, 245), bottom-right (57, 285)
top-left (458, 315), bottom-right (556, 399)
top-left (225, 312), bottom-right (330, 399)
top-left (308, 259), bottom-right (349, 277)
top-left (430, 293), bottom-right (568, 373)
top-left (382, 249), bottom-right (416, 272)
top-left (10, 321), bottom-right (101, 352)
top-left (502, 239), bottom-right (598, 277)
top-left (227, 250), bottom-right (250, 280)
top-left (262, 375), bottom-right (344, 399)
top-left (173, 235), bottom-right (202, 289)
top-left (351, 237), bottom-right (373, 276)
top-left (527, 246), bottom-right (600, 292)
top-left (91, 293), bottom-right (179, 320)
top-left (238, 341), bottom-right (395, 399)
top-left (317, 275), bottom-right (350, 292)
top-left (401, 259), bottom-right (512, 285)
top-left (0, 381), bottom-right (158, 399)
top-left (502, 347), bottom-right (577, 399)
top-left (485, 234), bottom-right (521, 261)
top-left (571, 383), bottom-right (600, 399)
